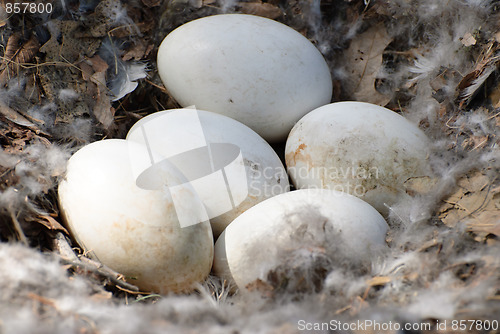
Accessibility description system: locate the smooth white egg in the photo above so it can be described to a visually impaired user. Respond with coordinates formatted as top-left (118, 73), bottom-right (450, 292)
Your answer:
top-left (157, 14), bottom-right (332, 142)
top-left (213, 189), bottom-right (388, 290)
top-left (58, 139), bottom-right (214, 293)
top-left (285, 102), bottom-right (432, 215)
top-left (126, 108), bottom-right (290, 236)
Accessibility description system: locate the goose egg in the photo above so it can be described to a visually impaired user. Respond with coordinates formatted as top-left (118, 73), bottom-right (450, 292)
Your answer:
top-left (126, 108), bottom-right (290, 236)
top-left (58, 139), bottom-right (214, 293)
top-left (285, 102), bottom-right (431, 215)
top-left (157, 14), bottom-right (332, 142)
top-left (213, 189), bottom-right (388, 290)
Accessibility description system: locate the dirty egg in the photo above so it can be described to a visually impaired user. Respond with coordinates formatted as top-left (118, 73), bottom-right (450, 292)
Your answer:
top-left (58, 139), bottom-right (214, 294)
top-left (213, 189), bottom-right (388, 290)
top-left (157, 14), bottom-right (332, 142)
top-left (285, 102), bottom-right (432, 215)
top-left (126, 108), bottom-right (289, 236)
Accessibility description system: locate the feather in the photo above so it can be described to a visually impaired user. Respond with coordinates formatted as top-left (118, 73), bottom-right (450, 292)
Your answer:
top-left (109, 62), bottom-right (147, 101)
top-left (98, 39), bottom-right (147, 101)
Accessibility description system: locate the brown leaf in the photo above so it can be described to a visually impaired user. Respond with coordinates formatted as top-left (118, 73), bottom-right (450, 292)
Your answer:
top-left (456, 190), bottom-right (489, 213)
top-left (78, 56), bottom-right (114, 128)
top-left (489, 80), bottom-right (500, 109)
top-left (404, 176), bottom-right (438, 196)
top-left (1, 33), bottom-right (22, 69)
top-left (91, 74), bottom-right (114, 128)
top-left (467, 211), bottom-right (500, 237)
top-left (16, 37), bottom-right (38, 64)
top-left (0, 34), bottom-right (39, 83)
top-left (457, 66), bottom-right (495, 107)
top-left (439, 170), bottom-right (498, 230)
top-left (27, 215), bottom-right (69, 234)
top-left (0, 100), bottom-right (37, 128)
top-left (461, 32), bottom-right (477, 47)
top-left (0, 126), bottom-right (36, 154)
top-left (457, 41), bottom-right (499, 107)
top-left (246, 278), bottom-right (274, 297)
top-left (457, 172), bottom-right (490, 193)
top-left (236, 2), bottom-right (282, 19)
top-left (345, 23), bottom-right (393, 106)
top-left (141, 0), bottom-right (160, 7)
top-left (89, 55), bottom-right (109, 73)
top-left (462, 135), bottom-right (489, 151)
top-left (440, 209), bottom-right (468, 227)
top-left (79, 61), bottom-right (94, 81)
top-left (122, 41), bottom-right (152, 61)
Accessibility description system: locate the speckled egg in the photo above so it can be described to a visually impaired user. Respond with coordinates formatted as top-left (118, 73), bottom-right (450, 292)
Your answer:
top-left (285, 102), bottom-right (432, 215)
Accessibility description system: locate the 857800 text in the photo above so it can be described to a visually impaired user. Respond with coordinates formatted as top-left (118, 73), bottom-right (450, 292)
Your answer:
top-left (451, 319), bottom-right (498, 331)
top-left (5, 2), bottom-right (53, 14)
top-left (436, 319), bottom-right (499, 331)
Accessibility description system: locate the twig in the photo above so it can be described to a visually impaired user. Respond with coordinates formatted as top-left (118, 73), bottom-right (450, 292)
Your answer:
top-left (53, 232), bottom-right (140, 292)
top-left (145, 79), bottom-right (168, 93)
top-left (10, 210), bottom-right (28, 246)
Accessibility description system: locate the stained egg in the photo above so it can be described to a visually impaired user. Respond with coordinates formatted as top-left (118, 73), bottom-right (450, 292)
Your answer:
top-left (285, 102), bottom-right (432, 215)
top-left (157, 14), bottom-right (332, 142)
top-left (213, 189), bottom-right (388, 290)
top-left (126, 108), bottom-right (290, 236)
top-left (58, 139), bottom-right (214, 294)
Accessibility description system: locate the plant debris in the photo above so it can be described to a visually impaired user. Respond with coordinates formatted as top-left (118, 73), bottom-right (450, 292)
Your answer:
top-left (0, 0), bottom-right (499, 332)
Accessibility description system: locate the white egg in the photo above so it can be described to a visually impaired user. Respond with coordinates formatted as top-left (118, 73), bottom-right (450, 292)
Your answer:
top-left (157, 14), bottom-right (332, 142)
top-left (213, 189), bottom-right (388, 290)
top-left (126, 108), bottom-right (290, 236)
top-left (58, 139), bottom-right (214, 294)
top-left (285, 102), bottom-right (432, 215)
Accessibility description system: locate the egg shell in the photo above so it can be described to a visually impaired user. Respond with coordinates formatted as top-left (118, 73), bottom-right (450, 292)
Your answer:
top-left (213, 189), bottom-right (388, 290)
top-left (58, 139), bottom-right (214, 294)
top-left (126, 108), bottom-right (290, 236)
top-left (157, 14), bottom-right (332, 142)
top-left (285, 102), bottom-right (431, 215)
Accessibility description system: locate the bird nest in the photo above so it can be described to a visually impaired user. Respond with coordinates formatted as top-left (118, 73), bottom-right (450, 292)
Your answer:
top-left (0, 0), bottom-right (499, 332)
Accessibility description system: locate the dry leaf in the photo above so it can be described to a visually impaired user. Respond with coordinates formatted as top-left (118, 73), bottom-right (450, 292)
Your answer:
top-left (457, 172), bottom-right (490, 193)
top-left (457, 41), bottom-right (499, 107)
top-left (438, 170), bottom-right (498, 231)
top-left (236, 2), bottom-right (282, 19)
top-left (1, 33), bottom-right (22, 69)
top-left (456, 190), bottom-right (489, 213)
top-left (79, 61), bottom-right (94, 81)
top-left (122, 41), bottom-right (153, 61)
top-left (489, 81), bottom-right (500, 109)
top-left (0, 100), bottom-right (37, 128)
top-left (0, 34), bottom-right (39, 84)
top-left (79, 56), bottom-right (114, 128)
top-left (192, 0), bottom-right (216, 8)
top-left (88, 56), bottom-right (114, 128)
top-left (457, 66), bottom-right (496, 107)
top-left (440, 209), bottom-right (468, 227)
top-left (404, 176), bottom-right (438, 196)
top-left (461, 32), bottom-right (477, 47)
top-left (246, 278), bottom-right (274, 297)
top-left (89, 55), bottom-right (109, 73)
top-left (345, 23), bottom-right (393, 106)
top-left (27, 215), bottom-right (69, 234)
top-left (141, 0), bottom-right (160, 7)
top-left (468, 211), bottom-right (500, 237)
top-left (40, 20), bottom-right (101, 62)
